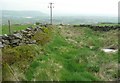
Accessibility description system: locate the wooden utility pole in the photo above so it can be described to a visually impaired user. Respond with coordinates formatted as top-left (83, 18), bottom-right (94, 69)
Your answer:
top-left (8, 20), bottom-right (11, 35)
top-left (48, 3), bottom-right (54, 25)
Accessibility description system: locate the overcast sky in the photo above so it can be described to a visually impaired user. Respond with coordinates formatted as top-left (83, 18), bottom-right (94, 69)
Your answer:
top-left (1, 0), bottom-right (119, 16)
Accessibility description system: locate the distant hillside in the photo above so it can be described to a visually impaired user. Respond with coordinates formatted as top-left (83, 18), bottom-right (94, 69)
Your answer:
top-left (2, 10), bottom-right (49, 24)
top-left (2, 10), bottom-right (117, 25)
top-left (2, 10), bottom-right (47, 18)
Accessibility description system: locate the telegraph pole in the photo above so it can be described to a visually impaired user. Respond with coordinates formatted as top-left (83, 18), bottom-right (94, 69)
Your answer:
top-left (8, 20), bottom-right (11, 35)
top-left (48, 3), bottom-right (54, 25)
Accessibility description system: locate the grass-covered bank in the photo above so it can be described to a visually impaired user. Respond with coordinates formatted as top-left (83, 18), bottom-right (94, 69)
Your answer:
top-left (2, 24), bottom-right (118, 81)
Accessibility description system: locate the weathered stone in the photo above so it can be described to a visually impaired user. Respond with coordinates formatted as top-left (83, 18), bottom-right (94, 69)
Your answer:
top-left (26, 34), bottom-right (32, 38)
top-left (13, 33), bottom-right (22, 39)
top-left (18, 43), bottom-right (24, 46)
top-left (26, 28), bottom-right (32, 31)
top-left (1, 39), bottom-right (4, 43)
top-left (4, 34), bottom-right (8, 37)
top-left (4, 40), bottom-right (10, 44)
top-left (11, 39), bottom-right (20, 44)
top-left (2, 34), bottom-right (9, 40)
top-left (12, 44), bottom-right (18, 47)
top-left (0, 42), bottom-right (3, 48)
top-left (33, 28), bottom-right (38, 31)
top-left (21, 30), bottom-right (28, 34)
top-left (29, 40), bottom-right (36, 44)
top-left (8, 35), bottom-right (15, 40)
top-left (25, 41), bottom-right (30, 44)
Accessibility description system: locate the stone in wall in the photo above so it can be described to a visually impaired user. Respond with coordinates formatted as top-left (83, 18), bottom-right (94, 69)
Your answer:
top-left (0, 42), bottom-right (3, 48)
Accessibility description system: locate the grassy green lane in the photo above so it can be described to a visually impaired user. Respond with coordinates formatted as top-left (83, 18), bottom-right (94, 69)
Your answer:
top-left (24, 26), bottom-right (118, 81)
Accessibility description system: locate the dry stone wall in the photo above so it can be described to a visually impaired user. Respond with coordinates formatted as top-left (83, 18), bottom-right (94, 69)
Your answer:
top-left (0, 26), bottom-right (44, 48)
top-left (74, 24), bottom-right (119, 31)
